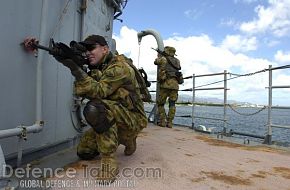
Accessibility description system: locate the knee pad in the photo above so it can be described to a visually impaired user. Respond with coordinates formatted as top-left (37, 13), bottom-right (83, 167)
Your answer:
top-left (169, 100), bottom-right (175, 107)
top-left (83, 100), bottom-right (115, 133)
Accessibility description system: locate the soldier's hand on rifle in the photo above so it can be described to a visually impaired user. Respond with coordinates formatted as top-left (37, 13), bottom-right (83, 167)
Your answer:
top-left (52, 42), bottom-right (87, 67)
top-left (53, 55), bottom-right (77, 70)
top-left (53, 55), bottom-right (88, 80)
top-left (50, 43), bottom-right (87, 80)
top-left (22, 37), bottom-right (87, 80)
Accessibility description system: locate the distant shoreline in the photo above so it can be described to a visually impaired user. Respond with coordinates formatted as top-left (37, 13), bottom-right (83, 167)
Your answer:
top-left (144, 102), bottom-right (290, 109)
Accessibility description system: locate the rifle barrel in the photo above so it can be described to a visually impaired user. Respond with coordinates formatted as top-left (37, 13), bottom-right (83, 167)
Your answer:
top-left (34, 44), bottom-right (52, 52)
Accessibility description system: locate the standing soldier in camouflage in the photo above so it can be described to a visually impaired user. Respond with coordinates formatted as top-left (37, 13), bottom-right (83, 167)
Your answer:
top-left (154, 46), bottom-right (183, 128)
top-left (53, 35), bottom-right (147, 183)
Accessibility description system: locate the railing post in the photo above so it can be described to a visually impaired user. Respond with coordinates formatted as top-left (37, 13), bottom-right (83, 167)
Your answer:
top-left (223, 70), bottom-right (227, 134)
top-left (191, 74), bottom-right (195, 129)
top-left (154, 67), bottom-right (160, 125)
top-left (264, 65), bottom-right (272, 144)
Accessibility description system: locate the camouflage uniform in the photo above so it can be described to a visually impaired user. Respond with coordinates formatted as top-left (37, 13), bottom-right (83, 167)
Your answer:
top-left (154, 46), bottom-right (181, 128)
top-left (75, 52), bottom-right (147, 157)
top-left (49, 33), bottom-right (147, 183)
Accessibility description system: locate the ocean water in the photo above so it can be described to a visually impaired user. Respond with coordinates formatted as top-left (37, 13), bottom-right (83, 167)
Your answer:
top-left (144, 103), bottom-right (290, 145)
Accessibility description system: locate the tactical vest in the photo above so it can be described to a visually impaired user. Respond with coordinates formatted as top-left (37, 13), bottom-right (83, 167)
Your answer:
top-left (164, 56), bottom-right (184, 84)
top-left (88, 55), bottom-right (134, 112)
top-left (165, 56), bottom-right (180, 77)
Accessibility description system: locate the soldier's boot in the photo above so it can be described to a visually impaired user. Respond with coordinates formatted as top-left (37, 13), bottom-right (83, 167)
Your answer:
top-left (96, 154), bottom-right (119, 184)
top-left (158, 119), bottom-right (166, 127)
top-left (124, 136), bottom-right (137, 156)
top-left (167, 103), bottom-right (176, 128)
top-left (77, 128), bottom-right (100, 160)
top-left (157, 104), bottom-right (166, 127)
top-left (166, 121), bottom-right (173, 128)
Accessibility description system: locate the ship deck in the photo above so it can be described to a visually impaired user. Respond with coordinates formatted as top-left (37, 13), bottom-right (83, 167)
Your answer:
top-left (28, 123), bottom-right (290, 190)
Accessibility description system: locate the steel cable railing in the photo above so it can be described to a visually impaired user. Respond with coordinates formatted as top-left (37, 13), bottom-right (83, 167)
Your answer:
top-left (146, 64), bottom-right (290, 145)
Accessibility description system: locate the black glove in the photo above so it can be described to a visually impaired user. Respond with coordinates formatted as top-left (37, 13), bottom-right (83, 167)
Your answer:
top-left (53, 56), bottom-right (88, 80)
top-left (52, 43), bottom-right (88, 80)
top-left (52, 42), bottom-right (83, 65)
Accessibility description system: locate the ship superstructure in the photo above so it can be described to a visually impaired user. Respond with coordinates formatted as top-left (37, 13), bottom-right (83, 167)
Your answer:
top-left (0, 0), bottom-right (126, 187)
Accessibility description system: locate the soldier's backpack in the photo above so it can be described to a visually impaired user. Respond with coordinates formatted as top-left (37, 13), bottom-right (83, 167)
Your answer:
top-left (165, 56), bottom-right (184, 84)
top-left (121, 55), bottom-right (152, 102)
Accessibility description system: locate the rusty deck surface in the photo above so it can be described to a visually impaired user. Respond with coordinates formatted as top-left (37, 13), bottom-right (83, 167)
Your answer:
top-left (48, 123), bottom-right (290, 190)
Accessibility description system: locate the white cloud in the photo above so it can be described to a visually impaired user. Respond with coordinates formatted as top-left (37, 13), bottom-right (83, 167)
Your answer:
top-left (239, 0), bottom-right (290, 37)
top-left (184, 9), bottom-right (203, 20)
top-left (114, 26), bottom-right (285, 105)
top-left (221, 35), bottom-right (258, 52)
top-left (272, 74), bottom-right (290, 100)
top-left (274, 50), bottom-right (290, 63)
top-left (220, 18), bottom-right (239, 28)
top-left (275, 74), bottom-right (290, 86)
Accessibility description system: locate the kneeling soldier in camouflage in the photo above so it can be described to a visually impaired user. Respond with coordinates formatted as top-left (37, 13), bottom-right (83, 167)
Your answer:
top-left (53, 35), bottom-right (147, 183)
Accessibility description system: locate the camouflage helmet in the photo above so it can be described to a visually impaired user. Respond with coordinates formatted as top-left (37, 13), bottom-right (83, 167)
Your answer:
top-left (164, 46), bottom-right (176, 56)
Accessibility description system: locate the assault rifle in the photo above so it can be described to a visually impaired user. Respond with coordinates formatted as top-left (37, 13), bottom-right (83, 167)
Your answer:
top-left (152, 47), bottom-right (183, 84)
top-left (151, 47), bottom-right (178, 57)
top-left (151, 48), bottom-right (167, 57)
top-left (22, 37), bottom-right (89, 66)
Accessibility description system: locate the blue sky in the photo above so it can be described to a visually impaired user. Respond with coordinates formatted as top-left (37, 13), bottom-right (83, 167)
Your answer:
top-left (115, 0), bottom-right (261, 39)
top-left (113, 0), bottom-right (290, 106)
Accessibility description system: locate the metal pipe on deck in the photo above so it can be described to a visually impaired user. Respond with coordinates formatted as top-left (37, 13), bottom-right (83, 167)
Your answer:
top-left (0, 145), bottom-right (6, 187)
top-left (137, 29), bottom-right (164, 50)
top-left (0, 128), bottom-right (23, 139)
top-left (80, 0), bottom-right (87, 40)
top-left (36, 0), bottom-right (48, 122)
top-left (137, 29), bottom-right (164, 124)
top-left (0, 123), bottom-right (42, 139)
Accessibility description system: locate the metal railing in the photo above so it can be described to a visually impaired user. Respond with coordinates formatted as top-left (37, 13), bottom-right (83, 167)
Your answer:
top-left (192, 71), bottom-right (228, 133)
top-left (264, 65), bottom-right (290, 144)
top-left (147, 64), bottom-right (290, 145)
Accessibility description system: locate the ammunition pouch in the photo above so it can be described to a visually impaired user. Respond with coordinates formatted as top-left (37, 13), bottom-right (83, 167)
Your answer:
top-left (166, 71), bottom-right (176, 78)
top-left (83, 100), bottom-right (115, 133)
top-left (118, 86), bottom-right (138, 112)
top-left (175, 71), bottom-right (184, 84)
